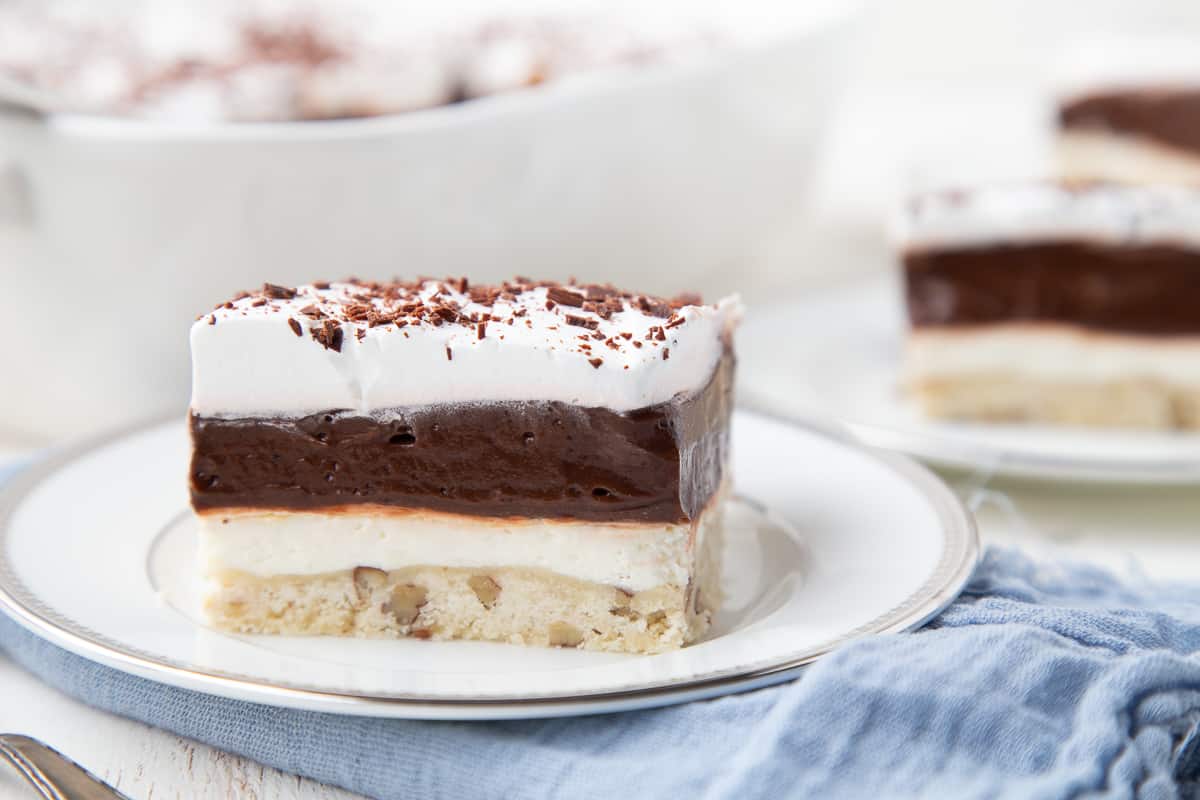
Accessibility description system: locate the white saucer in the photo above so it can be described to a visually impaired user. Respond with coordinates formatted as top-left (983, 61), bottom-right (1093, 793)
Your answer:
top-left (0, 411), bottom-right (976, 720)
top-left (740, 274), bottom-right (1200, 485)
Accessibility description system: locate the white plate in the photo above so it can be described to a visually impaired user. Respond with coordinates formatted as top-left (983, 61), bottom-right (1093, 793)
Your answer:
top-left (740, 275), bottom-right (1200, 485)
top-left (0, 411), bottom-right (976, 720)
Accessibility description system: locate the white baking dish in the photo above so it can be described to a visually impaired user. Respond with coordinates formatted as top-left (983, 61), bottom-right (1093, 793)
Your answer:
top-left (0, 2), bottom-right (860, 440)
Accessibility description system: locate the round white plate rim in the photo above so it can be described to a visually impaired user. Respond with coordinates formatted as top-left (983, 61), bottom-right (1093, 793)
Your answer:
top-left (740, 274), bottom-right (1200, 485)
top-left (0, 411), bottom-right (978, 720)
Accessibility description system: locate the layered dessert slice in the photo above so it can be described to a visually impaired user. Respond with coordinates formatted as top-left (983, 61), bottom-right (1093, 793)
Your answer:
top-left (190, 278), bottom-right (739, 653)
top-left (896, 182), bottom-right (1200, 428)
top-left (1056, 38), bottom-right (1200, 184)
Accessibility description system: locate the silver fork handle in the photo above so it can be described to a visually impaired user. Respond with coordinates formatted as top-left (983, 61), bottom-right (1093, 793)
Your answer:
top-left (0, 735), bottom-right (130, 800)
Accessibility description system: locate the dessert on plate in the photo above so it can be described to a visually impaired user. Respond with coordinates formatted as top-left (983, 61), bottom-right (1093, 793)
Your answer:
top-left (896, 181), bottom-right (1200, 429)
top-left (189, 278), bottom-right (740, 653)
top-left (1056, 38), bottom-right (1200, 185)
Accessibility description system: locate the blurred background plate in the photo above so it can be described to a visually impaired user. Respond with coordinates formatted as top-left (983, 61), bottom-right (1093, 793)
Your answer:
top-left (739, 274), bottom-right (1200, 484)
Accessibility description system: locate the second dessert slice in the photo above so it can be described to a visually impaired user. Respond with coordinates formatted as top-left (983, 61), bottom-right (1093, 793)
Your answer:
top-left (896, 182), bottom-right (1200, 429)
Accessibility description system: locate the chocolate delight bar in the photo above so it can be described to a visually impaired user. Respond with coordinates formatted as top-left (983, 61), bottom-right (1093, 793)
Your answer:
top-left (897, 183), bottom-right (1200, 428)
top-left (189, 278), bottom-right (740, 653)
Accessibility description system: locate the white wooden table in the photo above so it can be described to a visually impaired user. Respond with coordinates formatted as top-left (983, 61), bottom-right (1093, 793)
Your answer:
top-left (0, 658), bottom-right (363, 800)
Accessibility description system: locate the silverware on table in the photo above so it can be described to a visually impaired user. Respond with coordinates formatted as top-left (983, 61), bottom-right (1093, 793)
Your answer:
top-left (0, 734), bottom-right (130, 800)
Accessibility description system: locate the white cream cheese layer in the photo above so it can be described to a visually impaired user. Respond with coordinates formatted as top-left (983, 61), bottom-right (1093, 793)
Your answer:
top-left (1057, 131), bottom-right (1200, 187)
top-left (191, 282), bottom-right (740, 417)
top-left (907, 326), bottom-right (1200, 387)
top-left (199, 508), bottom-right (720, 592)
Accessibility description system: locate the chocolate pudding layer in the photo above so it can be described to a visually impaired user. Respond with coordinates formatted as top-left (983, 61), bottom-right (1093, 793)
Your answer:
top-left (904, 243), bottom-right (1200, 335)
top-left (190, 353), bottom-right (733, 524)
top-left (1060, 89), bottom-right (1200, 156)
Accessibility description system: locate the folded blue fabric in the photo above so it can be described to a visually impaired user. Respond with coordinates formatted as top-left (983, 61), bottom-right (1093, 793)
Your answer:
top-left (2, 455), bottom-right (1200, 798)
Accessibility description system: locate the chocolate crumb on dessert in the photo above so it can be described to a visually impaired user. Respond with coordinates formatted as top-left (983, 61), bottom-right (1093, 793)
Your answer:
top-left (547, 286), bottom-right (585, 307)
top-left (204, 277), bottom-right (723, 370)
top-left (589, 357), bottom-right (604, 368)
top-left (566, 314), bottom-right (599, 330)
top-left (663, 348), bottom-right (670, 360)
top-left (310, 319), bottom-right (343, 352)
top-left (263, 282), bottom-right (298, 300)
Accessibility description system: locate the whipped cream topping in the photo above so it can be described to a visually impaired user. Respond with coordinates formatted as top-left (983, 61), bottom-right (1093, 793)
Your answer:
top-left (893, 182), bottom-right (1200, 251)
top-left (190, 279), bottom-right (740, 416)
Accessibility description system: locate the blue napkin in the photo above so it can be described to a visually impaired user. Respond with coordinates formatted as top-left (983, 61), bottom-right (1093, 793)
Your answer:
top-left (3, 456), bottom-right (1200, 798)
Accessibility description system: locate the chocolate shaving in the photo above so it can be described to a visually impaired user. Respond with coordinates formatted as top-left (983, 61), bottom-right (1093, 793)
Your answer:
top-left (343, 302), bottom-right (373, 322)
top-left (584, 285), bottom-right (616, 300)
top-left (477, 321), bottom-right (487, 340)
top-left (671, 292), bottom-right (703, 307)
top-left (202, 278), bottom-right (702, 344)
top-left (588, 357), bottom-right (603, 369)
top-left (262, 283), bottom-right (297, 300)
top-left (662, 347), bottom-right (670, 360)
top-left (565, 314), bottom-right (599, 330)
top-left (287, 318), bottom-right (302, 337)
top-left (446, 346), bottom-right (453, 361)
top-left (310, 319), bottom-right (343, 352)
top-left (547, 286), bottom-right (585, 307)
top-left (366, 311), bottom-right (393, 328)
top-left (635, 296), bottom-right (670, 318)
